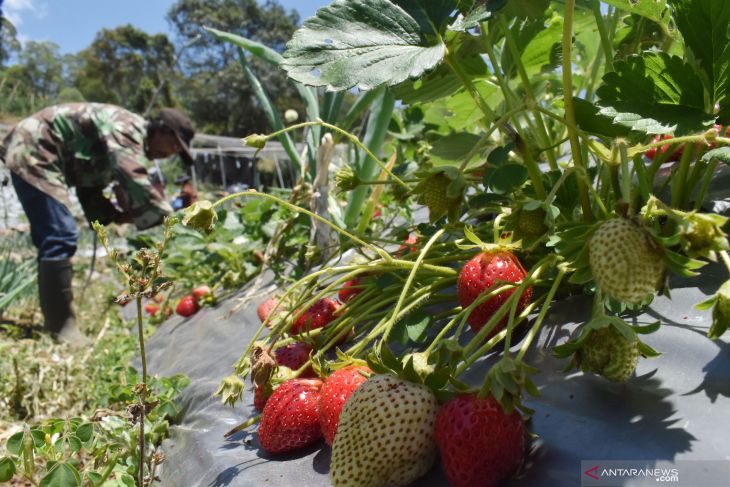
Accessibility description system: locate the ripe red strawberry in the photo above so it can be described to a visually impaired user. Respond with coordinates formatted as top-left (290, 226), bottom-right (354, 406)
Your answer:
top-left (292, 297), bottom-right (341, 334)
top-left (338, 278), bottom-right (364, 303)
top-left (435, 394), bottom-right (525, 487)
top-left (318, 365), bottom-right (371, 445)
top-left (192, 285), bottom-right (212, 299)
top-left (645, 134), bottom-right (684, 162)
top-left (175, 295), bottom-right (199, 317)
top-left (330, 374), bottom-right (438, 486)
top-left (145, 303), bottom-right (160, 316)
top-left (588, 218), bottom-right (664, 304)
top-left (275, 342), bottom-right (315, 377)
top-left (457, 251), bottom-right (532, 338)
top-left (258, 378), bottom-right (323, 454)
top-left (253, 385), bottom-right (270, 412)
top-left (257, 297), bottom-right (279, 324)
top-left (397, 235), bottom-right (419, 256)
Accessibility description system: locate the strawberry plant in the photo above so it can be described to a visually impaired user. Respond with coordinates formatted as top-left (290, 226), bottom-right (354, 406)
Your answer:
top-left (175, 0), bottom-right (730, 485)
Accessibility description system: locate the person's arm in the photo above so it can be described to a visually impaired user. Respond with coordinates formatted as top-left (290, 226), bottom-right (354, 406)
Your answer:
top-left (76, 185), bottom-right (126, 226)
top-left (110, 147), bottom-right (173, 230)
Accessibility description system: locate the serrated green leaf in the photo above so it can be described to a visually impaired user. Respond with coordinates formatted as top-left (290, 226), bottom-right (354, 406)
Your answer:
top-left (282, 0), bottom-right (449, 90)
top-left (430, 133), bottom-right (484, 166)
top-left (501, 14), bottom-right (563, 79)
top-left (702, 147), bottom-right (730, 164)
top-left (450, 0), bottom-right (508, 31)
top-left (669, 0), bottom-right (730, 110)
top-left (573, 97), bottom-right (632, 138)
top-left (595, 51), bottom-right (715, 135)
top-left (0, 457), bottom-right (15, 482)
top-left (604, 0), bottom-right (671, 27)
top-left (597, 102), bottom-right (714, 136)
top-left (598, 52), bottom-right (705, 107)
top-left (488, 164), bottom-right (529, 194)
top-left (393, 38), bottom-right (489, 104)
top-left (40, 463), bottom-right (81, 487)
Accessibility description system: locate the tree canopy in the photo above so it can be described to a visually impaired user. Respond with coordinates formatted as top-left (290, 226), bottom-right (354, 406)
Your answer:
top-left (167, 0), bottom-right (303, 135)
top-left (0, 0), bottom-right (305, 137)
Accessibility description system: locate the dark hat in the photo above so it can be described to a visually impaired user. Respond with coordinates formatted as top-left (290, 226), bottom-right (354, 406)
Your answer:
top-left (155, 108), bottom-right (195, 165)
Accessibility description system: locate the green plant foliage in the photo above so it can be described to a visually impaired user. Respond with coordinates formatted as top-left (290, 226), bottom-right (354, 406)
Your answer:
top-left (282, 0), bottom-right (452, 90)
top-left (669, 0), bottom-right (730, 120)
top-left (594, 51), bottom-right (714, 134)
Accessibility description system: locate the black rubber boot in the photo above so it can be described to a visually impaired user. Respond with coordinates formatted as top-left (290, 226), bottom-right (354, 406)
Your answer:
top-left (38, 259), bottom-right (88, 345)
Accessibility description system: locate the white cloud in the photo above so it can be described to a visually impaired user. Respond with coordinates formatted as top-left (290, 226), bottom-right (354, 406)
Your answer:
top-left (4, 0), bottom-right (48, 26)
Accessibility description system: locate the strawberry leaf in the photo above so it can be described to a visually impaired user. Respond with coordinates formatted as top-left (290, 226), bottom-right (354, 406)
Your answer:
top-left (702, 147), bottom-right (730, 164)
top-left (603, 0), bottom-right (671, 28)
top-left (282, 0), bottom-right (452, 90)
top-left (486, 164), bottom-right (529, 195)
top-left (595, 52), bottom-right (715, 135)
top-left (669, 0), bottom-right (730, 121)
top-left (450, 0), bottom-right (508, 31)
top-left (573, 97), bottom-right (632, 138)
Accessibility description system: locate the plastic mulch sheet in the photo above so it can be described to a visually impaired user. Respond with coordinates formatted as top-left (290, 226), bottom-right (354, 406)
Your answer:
top-left (136, 261), bottom-right (730, 487)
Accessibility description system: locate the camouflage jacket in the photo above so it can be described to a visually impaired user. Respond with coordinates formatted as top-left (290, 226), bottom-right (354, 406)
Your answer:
top-left (0, 103), bottom-right (172, 229)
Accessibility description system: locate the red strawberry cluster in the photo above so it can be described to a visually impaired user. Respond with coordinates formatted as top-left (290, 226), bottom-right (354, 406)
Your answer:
top-left (257, 366), bottom-right (371, 454)
top-left (646, 125), bottom-right (730, 162)
top-left (175, 285), bottom-right (214, 318)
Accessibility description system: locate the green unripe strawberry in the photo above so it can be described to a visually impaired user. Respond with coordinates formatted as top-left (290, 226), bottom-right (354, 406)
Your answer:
top-left (588, 218), bottom-right (664, 304)
top-left (422, 173), bottom-right (459, 221)
top-left (577, 326), bottom-right (639, 382)
top-left (516, 208), bottom-right (547, 238)
top-left (330, 374), bottom-right (438, 487)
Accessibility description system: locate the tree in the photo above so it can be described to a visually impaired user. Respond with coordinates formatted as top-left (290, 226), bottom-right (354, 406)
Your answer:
top-left (18, 41), bottom-right (64, 100)
top-left (167, 0), bottom-right (302, 136)
top-left (0, 17), bottom-right (21, 67)
top-left (74, 25), bottom-right (176, 113)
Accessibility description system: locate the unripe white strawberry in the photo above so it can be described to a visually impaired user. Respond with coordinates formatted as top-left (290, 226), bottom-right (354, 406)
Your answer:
top-left (588, 218), bottom-right (664, 304)
top-left (330, 374), bottom-right (438, 487)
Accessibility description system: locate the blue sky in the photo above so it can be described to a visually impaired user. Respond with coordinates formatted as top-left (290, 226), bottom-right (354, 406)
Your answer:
top-left (1, 0), bottom-right (329, 54)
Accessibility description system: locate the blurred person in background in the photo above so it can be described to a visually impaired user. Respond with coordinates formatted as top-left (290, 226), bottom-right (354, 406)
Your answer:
top-left (0, 104), bottom-right (195, 343)
top-left (171, 173), bottom-right (198, 210)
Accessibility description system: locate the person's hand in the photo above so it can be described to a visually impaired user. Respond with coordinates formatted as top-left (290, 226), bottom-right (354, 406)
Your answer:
top-left (116, 212), bottom-right (134, 225)
top-left (112, 184), bottom-right (130, 213)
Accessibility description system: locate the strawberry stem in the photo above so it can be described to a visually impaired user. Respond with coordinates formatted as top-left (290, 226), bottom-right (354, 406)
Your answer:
top-left (516, 265), bottom-right (568, 361)
top-left (380, 229), bottom-right (446, 344)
